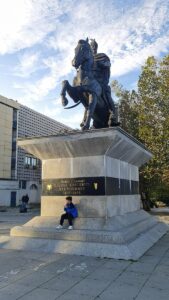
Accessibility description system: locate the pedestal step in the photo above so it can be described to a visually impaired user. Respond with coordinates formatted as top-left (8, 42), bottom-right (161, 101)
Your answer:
top-left (18, 210), bottom-right (155, 231)
top-left (10, 215), bottom-right (157, 245)
top-left (0, 222), bottom-right (167, 260)
top-left (0, 210), bottom-right (168, 260)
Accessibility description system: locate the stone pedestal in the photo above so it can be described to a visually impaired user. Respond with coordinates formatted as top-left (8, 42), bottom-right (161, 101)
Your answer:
top-left (1, 128), bottom-right (167, 260)
top-left (20, 127), bottom-right (148, 220)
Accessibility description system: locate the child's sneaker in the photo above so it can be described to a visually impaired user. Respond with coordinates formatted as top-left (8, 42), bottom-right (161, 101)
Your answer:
top-left (68, 226), bottom-right (73, 230)
top-left (56, 225), bottom-right (63, 229)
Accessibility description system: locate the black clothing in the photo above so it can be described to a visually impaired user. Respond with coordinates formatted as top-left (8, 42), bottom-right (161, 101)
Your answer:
top-left (60, 213), bottom-right (74, 226)
top-left (20, 203), bottom-right (27, 213)
top-left (22, 195), bottom-right (29, 204)
top-left (24, 195), bottom-right (29, 204)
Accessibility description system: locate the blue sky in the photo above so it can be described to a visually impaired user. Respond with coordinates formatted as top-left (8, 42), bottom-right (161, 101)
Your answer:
top-left (0, 0), bottom-right (169, 128)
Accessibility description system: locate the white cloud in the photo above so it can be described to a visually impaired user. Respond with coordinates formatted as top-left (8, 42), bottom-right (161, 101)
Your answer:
top-left (36, 98), bottom-right (84, 129)
top-left (15, 53), bottom-right (73, 102)
top-left (15, 51), bottom-right (41, 77)
top-left (42, 107), bottom-right (83, 129)
top-left (0, 0), bottom-right (63, 54)
top-left (0, 0), bottom-right (169, 127)
top-left (111, 35), bottom-right (169, 76)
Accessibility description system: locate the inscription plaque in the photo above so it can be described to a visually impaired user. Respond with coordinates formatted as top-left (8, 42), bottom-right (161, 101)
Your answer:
top-left (42, 177), bottom-right (139, 196)
top-left (43, 177), bottom-right (105, 196)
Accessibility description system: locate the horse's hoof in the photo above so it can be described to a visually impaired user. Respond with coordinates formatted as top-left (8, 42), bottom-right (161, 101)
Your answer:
top-left (61, 96), bottom-right (68, 107)
top-left (109, 122), bottom-right (121, 127)
top-left (81, 125), bottom-right (89, 131)
top-left (80, 122), bottom-right (84, 128)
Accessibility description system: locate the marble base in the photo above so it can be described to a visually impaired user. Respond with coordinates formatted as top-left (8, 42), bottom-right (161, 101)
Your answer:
top-left (6, 128), bottom-right (166, 260)
top-left (41, 195), bottom-right (141, 217)
top-left (2, 210), bottom-right (166, 260)
top-left (17, 127), bottom-right (151, 218)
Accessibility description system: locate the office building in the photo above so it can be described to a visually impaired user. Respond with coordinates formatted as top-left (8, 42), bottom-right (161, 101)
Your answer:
top-left (0, 95), bottom-right (70, 206)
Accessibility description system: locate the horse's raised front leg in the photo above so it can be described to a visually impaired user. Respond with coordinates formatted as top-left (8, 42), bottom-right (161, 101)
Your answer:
top-left (61, 80), bottom-right (69, 107)
top-left (80, 108), bottom-right (87, 128)
top-left (82, 93), bottom-right (97, 130)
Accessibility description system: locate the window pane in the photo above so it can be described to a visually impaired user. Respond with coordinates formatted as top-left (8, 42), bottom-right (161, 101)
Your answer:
top-left (22, 180), bottom-right (26, 189)
top-left (32, 158), bottom-right (37, 166)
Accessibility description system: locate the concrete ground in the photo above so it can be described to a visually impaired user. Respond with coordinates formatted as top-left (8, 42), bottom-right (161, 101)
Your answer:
top-left (0, 209), bottom-right (169, 300)
top-left (0, 208), bottom-right (40, 235)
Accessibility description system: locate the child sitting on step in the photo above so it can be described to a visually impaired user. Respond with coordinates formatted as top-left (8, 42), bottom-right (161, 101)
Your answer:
top-left (56, 196), bottom-right (78, 230)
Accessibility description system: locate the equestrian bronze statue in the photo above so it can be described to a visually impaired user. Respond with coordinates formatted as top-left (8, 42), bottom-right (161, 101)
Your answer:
top-left (61, 38), bottom-right (119, 130)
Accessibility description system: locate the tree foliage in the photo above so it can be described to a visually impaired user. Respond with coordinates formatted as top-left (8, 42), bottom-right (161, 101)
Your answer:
top-left (112, 80), bottom-right (139, 137)
top-left (137, 56), bottom-right (169, 185)
top-left (112, 54), bottom-right (169, 198)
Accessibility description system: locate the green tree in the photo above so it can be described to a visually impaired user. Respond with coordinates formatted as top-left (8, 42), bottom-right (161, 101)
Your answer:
top-left (137, 56), bottom-right (169, 187)
top-left (112, 54), bottom-right (169, 201)
top-left (111, 80), bottom-right (139, 137)
top-left (158, 55), bottom-right (169, 185)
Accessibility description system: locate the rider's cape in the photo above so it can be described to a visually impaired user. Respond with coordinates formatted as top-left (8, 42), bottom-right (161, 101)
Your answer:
top-left (93, 53), bottom-right (111, 85)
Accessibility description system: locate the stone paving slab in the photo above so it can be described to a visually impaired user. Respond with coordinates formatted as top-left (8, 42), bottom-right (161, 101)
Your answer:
top-left (102, 259), bottom-right (131, 270)
top-left (136, 287), bottom-right (169, 300)
top-left (19, 287), bottom-right (60, 300)
top-left (67, 278), bottom-right (110, 297)
top-left (0, 283), bottom-right (35, 300)
top-left (126, 261), bottom-right (157, 274)
top-left (97, 282), bottom-right (140, 300)
top-left (0, 230), bottom-right (169, 299)
top-left (87, 268), bottom-right (121, 281)
top-left (115, 270), bottom-right (149, 288)
top-left (57, 293), bottom-right (94, 300)
top-left (138, 254), bottom-right (162, 264)
top-left (42, 276), bottom-right (81, 292)
top-left (0, 209), bottom-right (40, 235)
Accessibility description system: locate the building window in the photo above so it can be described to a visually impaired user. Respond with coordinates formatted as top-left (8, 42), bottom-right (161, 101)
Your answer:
top-left (13, 120), bottom-right (17, 129)
top-left (13, 109), bottom-right (17, 122)
top-left (25, 156), bottom-right (31, 166)
top-left (19, 180), bottom-right (26, 189)
top-left (24, 155), bottom-right (39, 169)
top-left (30, 184), bottom-right (38, 190)
top-left (12, 128), bottom-right (17, 140)
top-left (12, 141), bottom-right (16, 151)
top-left (11, 158), bottom-right (16, 170)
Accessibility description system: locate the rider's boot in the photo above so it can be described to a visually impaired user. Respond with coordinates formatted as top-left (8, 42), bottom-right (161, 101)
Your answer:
top-left (108, 110), bottom-right (120, 127)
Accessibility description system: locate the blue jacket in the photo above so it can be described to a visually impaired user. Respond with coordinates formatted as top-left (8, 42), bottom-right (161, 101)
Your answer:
top-left (64, 203), bottom-right (78, 218)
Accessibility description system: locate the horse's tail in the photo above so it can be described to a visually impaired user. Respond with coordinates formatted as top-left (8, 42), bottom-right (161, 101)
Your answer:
top-left (64, 101), bottom-right (81, 109)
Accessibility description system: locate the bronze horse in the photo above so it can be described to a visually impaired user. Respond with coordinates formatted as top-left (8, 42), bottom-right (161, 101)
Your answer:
top-left (61, 39), bottom-right (115, 130)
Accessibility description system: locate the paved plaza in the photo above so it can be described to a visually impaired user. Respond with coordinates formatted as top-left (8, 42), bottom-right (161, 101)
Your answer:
top-left (0, 209), bottom-right (169, 300)
top-left (0, 208), bottom-right (40, 235)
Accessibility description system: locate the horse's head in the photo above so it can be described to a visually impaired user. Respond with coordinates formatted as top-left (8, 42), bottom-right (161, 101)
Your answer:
top-left (72, 38), bottom-right (93, 69)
